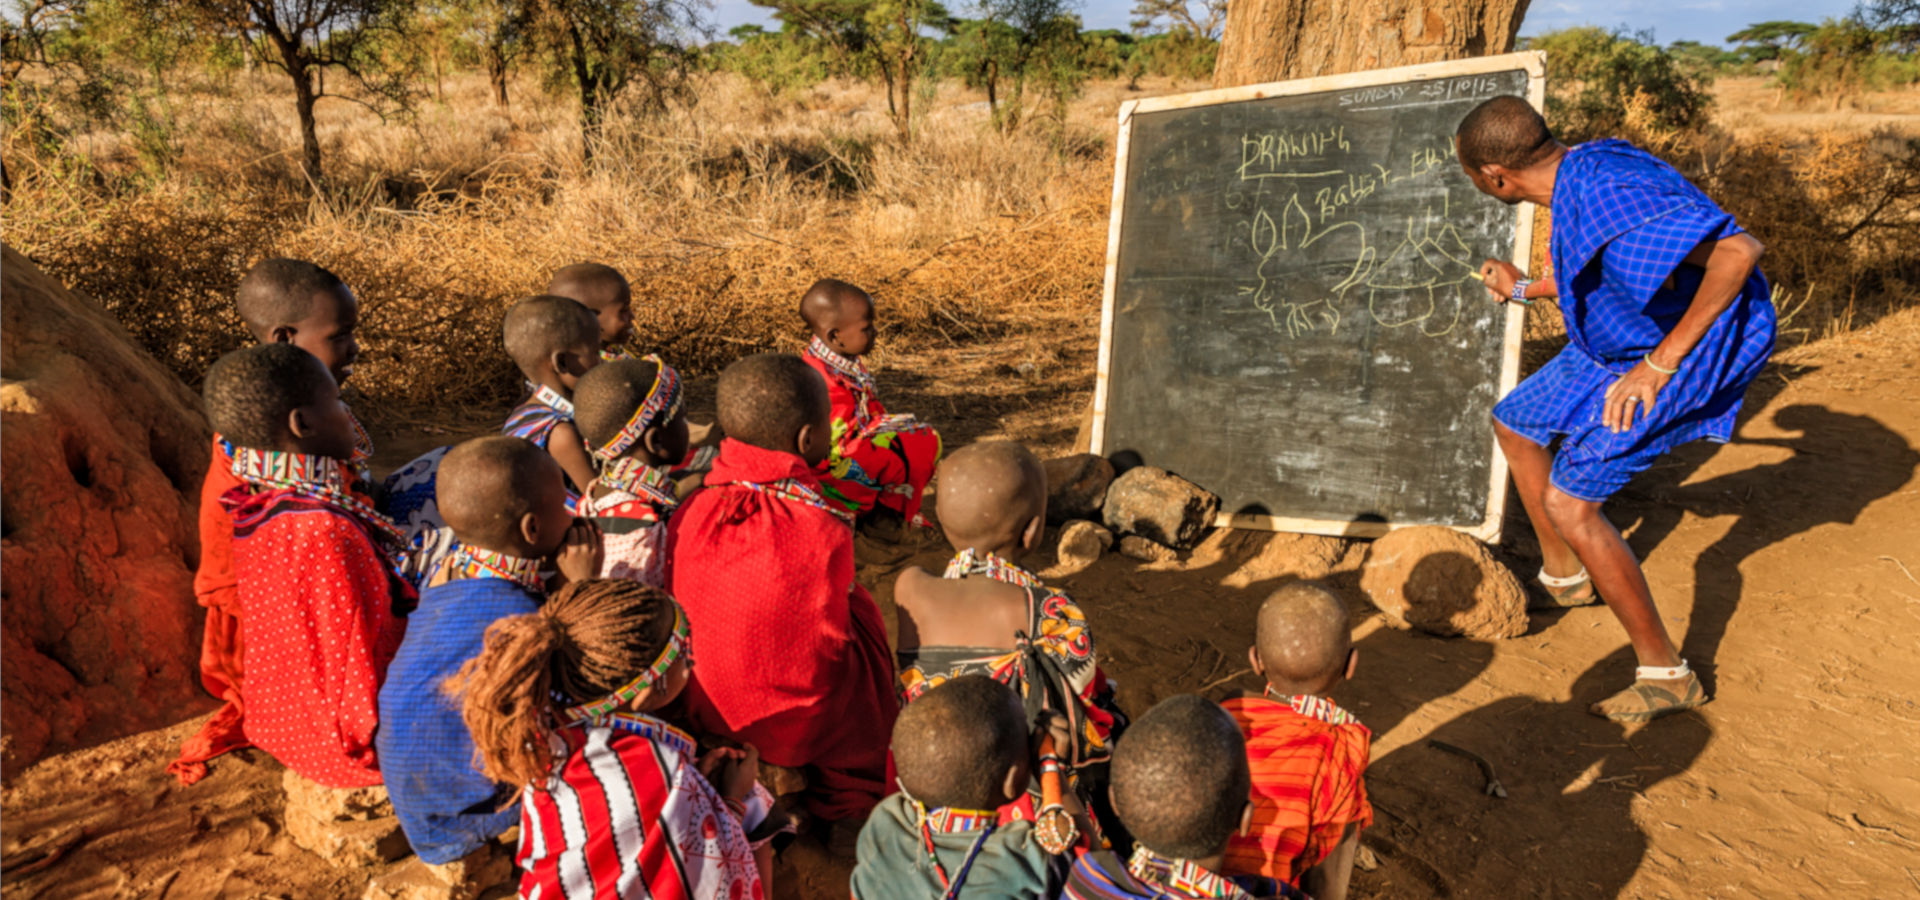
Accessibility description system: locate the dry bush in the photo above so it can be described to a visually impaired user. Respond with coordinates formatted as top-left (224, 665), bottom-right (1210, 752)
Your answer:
top-left (3, 72), bottom-right (1112, 412)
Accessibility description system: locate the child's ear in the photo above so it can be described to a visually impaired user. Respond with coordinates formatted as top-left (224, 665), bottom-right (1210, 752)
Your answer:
top-left (269, 325), bottom-right (297, 344)
top-left (1238, 801), bottom-right (1255, 837)
top-left (794, 422), bottom-right (815, 459)
top-left (1247, 645), bottom-right (1264, 678)
top-left (642, 425), bottom-right (667, 460)
top-left (287, 406), bottom-right (312, 440)
top-left (1344, 646), bottom-right (1359, 681)
top-left (1000, 762), bottom-right (1024, 805)
top-left (1020, 514), bottom-right (1045, 553)
top-left (519, 509), bottom-right (543, 551)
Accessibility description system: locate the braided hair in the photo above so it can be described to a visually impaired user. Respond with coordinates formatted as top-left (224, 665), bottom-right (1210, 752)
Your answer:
top-left (445, 578), bottom-right (678, 789)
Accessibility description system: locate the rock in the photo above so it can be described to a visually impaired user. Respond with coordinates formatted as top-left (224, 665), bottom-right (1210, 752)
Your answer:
top-left (0, 245), bottom-right (212, 771)
top-left (1358, 527), bottom-right (1528, 639)
top-left (282, 770), bottom-right (411, 867)
top-left (1054, 520), bottom-right (1114, 574)
top-left (1042, 454), bottom-right (1116, 524)
top-left (362, 843), bottom-right (514, 900)
top-left (1102, 466), bottom-right (1220, 550)
top-left (1118, 535), bottom-right (1177, 563)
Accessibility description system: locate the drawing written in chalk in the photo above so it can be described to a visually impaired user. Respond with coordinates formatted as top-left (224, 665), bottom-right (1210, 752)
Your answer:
top-left (1238, 197), bottom-right (1479, 340)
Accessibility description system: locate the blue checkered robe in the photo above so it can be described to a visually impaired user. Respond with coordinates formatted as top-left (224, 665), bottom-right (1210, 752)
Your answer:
top-left (375, 577), bottom-right (537, 863)
top-left (1494, 140), bottom-right (1776, 501)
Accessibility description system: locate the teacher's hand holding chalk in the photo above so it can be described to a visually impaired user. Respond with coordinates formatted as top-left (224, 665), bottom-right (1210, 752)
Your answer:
top-left (1476, 259), bottom-right (1537, 306)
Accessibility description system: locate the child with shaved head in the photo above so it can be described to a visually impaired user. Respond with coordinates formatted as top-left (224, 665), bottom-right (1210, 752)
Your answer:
top-left (851, 675), bottom-right (1078, 899)
top-left (574, 355), bottom-right (690, 585)
top-left (894, 440), bottom-right (1127, 838)
top-left (1066, 695), bottom-right (1304, 900)
top-left (662, 352), bottom-right (898, 822)
top-left (798, 278), bottom-right (943, 532)
top-left (376, 436), bottom-right (603, 868)
top-left (198, 343), bottom-right (414, 789)
top-left (501, 294), bottom-right (602, 498)
top-left (171, 257), bottom-right (374, 785)
top-left (1220, 582), bottom-right (1371, 899)
top-left (547, 262), bottom-right (636, 361)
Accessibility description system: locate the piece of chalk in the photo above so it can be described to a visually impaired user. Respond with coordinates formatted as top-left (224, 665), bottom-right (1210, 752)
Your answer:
top-left (1467, 270), bottom-right (1485, 282)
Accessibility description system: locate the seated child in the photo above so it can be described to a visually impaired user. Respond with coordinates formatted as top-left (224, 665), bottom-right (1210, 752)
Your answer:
top-left (547, 261), bottom-right (636, 362)
top-left (450, 579), bottom-right (783, 900)
top-left (852, 675), bottom-right (1081, 899)
top-left (894, 441), bottom-right (1126, 826)
top-left (376, 436), bottom-right (603, 866)
top-left (172, 257), bottom-right (372, 785)
top-left (501, 294), bottom-right (602, 497)
top-left (1220, 582), bottom-right (1371, 900)
top-left (797, 278), bottom-right (942, 526)
top-left (200, 343), bottom-right (413, 788)
top-left (1067, 696), bottom-right (1305, 900)
top-left (662, 352), bottom-right (898, 821)
top-left (573, 355), bottom-right (691, 586)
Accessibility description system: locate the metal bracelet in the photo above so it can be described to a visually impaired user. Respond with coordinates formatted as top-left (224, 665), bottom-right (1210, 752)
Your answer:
top-left (1643, 353), bottom-right (1679, 375)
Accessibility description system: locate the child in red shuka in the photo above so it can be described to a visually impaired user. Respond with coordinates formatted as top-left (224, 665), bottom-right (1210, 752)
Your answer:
top-left (202, 343), bottom-right (414, 788)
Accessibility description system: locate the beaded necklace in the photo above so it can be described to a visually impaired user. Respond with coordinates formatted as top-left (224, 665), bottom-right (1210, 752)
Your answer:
top-left (596, 457), bottom-right (681, 513)
top-left (899, 784), bottom-right (999, 898)
top-left (230, 445), bottom-right (406, 552)
top-left (805, 336), bottom-right (878, 428)
top-left (572, 711), bottom-right (697, 759)
top-left (729, 478), bottom-right (855, 525)
top-left (942, 548), bottom-right (1042, 589)
top-left (531, 383), bottom-right (575, 418)
top-left (347, 409), bottom-right (375, 483)
top-left (1127, 846), bottom-right (1245, 900)
top-left (443, 544), bottom-right (543, 592)
top-left (592, 354), bottom-right (683, 461)
top-left (1264, 687), bottom-right (1358, 727)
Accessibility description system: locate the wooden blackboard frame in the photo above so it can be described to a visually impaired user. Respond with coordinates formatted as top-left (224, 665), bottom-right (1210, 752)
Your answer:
top-left (1091, 51), bottom-right (1547, 541)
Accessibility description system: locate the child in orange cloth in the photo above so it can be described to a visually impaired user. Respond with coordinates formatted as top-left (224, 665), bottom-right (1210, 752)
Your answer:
top-left (169, 258), bottom-right (372, 785)
top-left (797, 278), bottom-right (942, 528)
top-left (200, 344), bottom-right (413, 787)
top-left (661, 352), bottom-right (899, 822)
top-left (1220, 582), bottom-right (1372, 900)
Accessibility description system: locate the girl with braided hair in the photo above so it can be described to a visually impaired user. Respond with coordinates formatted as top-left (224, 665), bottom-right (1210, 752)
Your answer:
top-left (449, 579), bottom-right (782, 900)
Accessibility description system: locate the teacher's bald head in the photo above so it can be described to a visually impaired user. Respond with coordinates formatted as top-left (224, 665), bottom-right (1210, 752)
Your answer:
top-left (1456, 95), bottom-right (1557, 171)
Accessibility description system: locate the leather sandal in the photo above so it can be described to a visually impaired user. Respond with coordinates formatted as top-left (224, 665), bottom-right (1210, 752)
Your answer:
top-left (1530, 567), bottom-right (1601, 610)
top-left (1590, 662), bottom-right (1709, 723)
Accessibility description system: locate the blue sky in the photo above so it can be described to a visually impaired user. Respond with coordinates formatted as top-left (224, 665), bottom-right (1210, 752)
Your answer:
top-left (710, 0), bottom-right (1864, 47)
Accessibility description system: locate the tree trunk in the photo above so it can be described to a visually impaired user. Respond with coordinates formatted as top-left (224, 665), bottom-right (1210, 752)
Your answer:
top-left (294, 66), bottom-right (321, 181)
top-left (487, 45), bottom-right (510, 106)
top-left (1212, 0), bottom-right (1531, 88)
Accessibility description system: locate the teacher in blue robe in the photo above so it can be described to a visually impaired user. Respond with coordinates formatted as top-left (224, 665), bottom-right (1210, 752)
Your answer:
top-left (1456, 96), bottom-right (1775, 723)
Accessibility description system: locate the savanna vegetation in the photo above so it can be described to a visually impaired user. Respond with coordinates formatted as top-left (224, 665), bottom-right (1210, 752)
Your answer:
top-left (2, 0), bottom-right (1916, 416)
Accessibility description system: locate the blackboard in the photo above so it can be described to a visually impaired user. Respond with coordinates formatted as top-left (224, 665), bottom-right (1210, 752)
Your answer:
top-left (1091, 53), bottom-right (1545, 540)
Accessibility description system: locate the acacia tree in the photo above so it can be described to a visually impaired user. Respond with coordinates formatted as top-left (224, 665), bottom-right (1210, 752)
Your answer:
top-left (1212, 0), bottom-right (1529, 88)
top-left (956, 0), bottom-right (1088, 132)
top-left (753, 0), bottom-right (947, 140)
top-left (1128, 0), bottom-right (1225, 41)
top-left (528, 0), bottom-right (704, 163)
top-left (175, 0), bottom-right (418, 180)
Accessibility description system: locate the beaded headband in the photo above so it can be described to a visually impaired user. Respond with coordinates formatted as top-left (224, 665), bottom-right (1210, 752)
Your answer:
top-left (561, 603), bottom-right (690, 721)
top-left (592, 354), bottom-right (683, 462)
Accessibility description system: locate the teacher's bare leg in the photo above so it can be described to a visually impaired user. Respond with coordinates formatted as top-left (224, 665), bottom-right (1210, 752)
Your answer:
top-left (1495, 422), bottom-right (1594, 602)
top-left (1541, 486), bottom-right (1706, 718)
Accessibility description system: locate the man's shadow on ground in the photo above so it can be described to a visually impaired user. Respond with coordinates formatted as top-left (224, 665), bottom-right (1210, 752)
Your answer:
top-left (1364, 646), bottom-right (1713, 898)
top-left (1602, 401), bottom-right (1919, 690)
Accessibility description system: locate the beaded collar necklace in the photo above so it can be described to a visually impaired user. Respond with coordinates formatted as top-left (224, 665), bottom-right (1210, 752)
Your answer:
top-left (729, 478), bottom-right (855, 525)
top-left (592, 354), bottom-right (683, 462)
top-left (444, 544), bottom-right (543, 592)
top-left (560, 603), bottom-right (691, 721)
top-left (596, 457), bottom-right (681, 512)
top-left (531, 383), bottom-right (575, 418)
top-left (575, 711), bottom-right (697, 759)
top-left (348, 410), bottom-right (375, 482)
top-left (1127, 846), bottom-right (1245, 899)
top-left (898, 783), bottom-right (999, 899)
top-left (230, 445), bottom-right (406, 551)
top-left (943, 548), bottom-right (1042, 589)
top-left (805, 336), bottom-right (875, 393)
top-left (1263, 687), bottom-right (1358, 727)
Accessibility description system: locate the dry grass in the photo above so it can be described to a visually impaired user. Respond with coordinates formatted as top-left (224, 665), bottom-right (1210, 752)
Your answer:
top-left (4, 69), bottom-right (1916, 417)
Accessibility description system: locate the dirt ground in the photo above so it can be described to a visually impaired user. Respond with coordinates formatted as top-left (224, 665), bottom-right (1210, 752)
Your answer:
top-left (6, 300), bottom-right (1920, 898)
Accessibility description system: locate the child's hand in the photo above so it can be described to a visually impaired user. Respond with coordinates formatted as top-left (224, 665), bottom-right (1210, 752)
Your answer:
top-left (697, 745), bottom-right (743, 780)
top-left (719, 743), bottom-right (761, 802)
top-left (1032, 710), bottom-right (1074, 767)
top-left (553, 518), bottom-right (604, 584)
